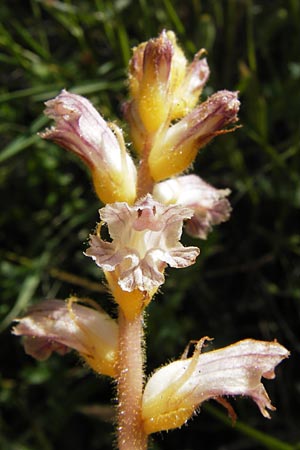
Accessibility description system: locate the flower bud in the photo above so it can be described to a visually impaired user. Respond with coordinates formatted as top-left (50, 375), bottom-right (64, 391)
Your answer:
top-left (128, 31), bottom-right (174, 133)
top-left (148, 90), bottom-right (240, 181)
top-left (40, 90), bottom-right (137, 204)
top-left (13, 299), bottom-right (118, 377)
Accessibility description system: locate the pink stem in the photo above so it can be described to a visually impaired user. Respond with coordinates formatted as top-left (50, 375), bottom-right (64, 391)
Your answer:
top-left (116, 308), bottom-right (147, 450)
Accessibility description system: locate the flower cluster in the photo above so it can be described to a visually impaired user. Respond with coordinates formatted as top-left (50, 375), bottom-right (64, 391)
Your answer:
top-left (14, 31), bottom-right (288, 440)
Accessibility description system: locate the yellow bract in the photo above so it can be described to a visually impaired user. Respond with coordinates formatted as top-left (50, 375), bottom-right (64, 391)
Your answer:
top-left (148, 140), bottom-right (198, 182)
top-left (105, 271), bottom-right (157, 320)
top-left (143, 405), bottom-right (195, 435)
top-left (137, 84), bottom-right (169, 133)
top-left (83, 347), bottom-right (116, 378)
top-left (92, 169), bottom-right (137, 204)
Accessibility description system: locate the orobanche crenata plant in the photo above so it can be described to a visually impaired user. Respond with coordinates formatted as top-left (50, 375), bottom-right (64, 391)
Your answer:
top-left (13, 31), bottom-right (289, 450)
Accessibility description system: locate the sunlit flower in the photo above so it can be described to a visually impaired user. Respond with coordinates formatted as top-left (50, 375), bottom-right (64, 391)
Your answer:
top-left (125, 30), bottom-right (209, 152)
top-left (13, 299), bottom-right (118, 377)
top-left (40, 90), bottom-right (137, 204)
top-left (170, 50), bottom-right (210, 120)
top-left (85, 195), bottom-right (200, 295)
top-left (142, 338), bottom-right (289, 434)
top-left (148, 90), bottom-right (240, 181)
top-left (153, 174), bottom-right (231, 239)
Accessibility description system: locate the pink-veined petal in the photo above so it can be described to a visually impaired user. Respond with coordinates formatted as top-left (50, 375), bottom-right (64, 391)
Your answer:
top-left (85, 195), bottom-right (200, 293)
top-left (13, 299), bottom-right (118, 377)
top-left (40, 90), bottom-right (137, 204)
top-left (153, 174), bottom-right (231, 239)
top-left (142, 338), bottom-right (289, 434)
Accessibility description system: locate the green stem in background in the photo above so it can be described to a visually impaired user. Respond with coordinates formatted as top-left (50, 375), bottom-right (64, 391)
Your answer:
top-left (204, 404), bottom-right (296, 450)
top-left (117, 308), bottom-right (147, 450)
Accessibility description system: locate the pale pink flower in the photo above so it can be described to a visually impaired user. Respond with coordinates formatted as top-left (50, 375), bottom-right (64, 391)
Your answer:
top-left (142, 338), bottom-right (289, 434)
top-left (13, 299), bottom-right (118, 377)
top-left (85, 195), bottom-right (200, 293)
top-left (40, 90), bottom-right (137, 204)
top-left (153, 174), bottom-right (231, 239)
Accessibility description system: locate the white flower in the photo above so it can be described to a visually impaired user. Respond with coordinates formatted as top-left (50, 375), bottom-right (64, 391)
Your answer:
top-left (142, 338), bottom-right (289, 434)
top-left (85, 195), bottom-right (200, 293)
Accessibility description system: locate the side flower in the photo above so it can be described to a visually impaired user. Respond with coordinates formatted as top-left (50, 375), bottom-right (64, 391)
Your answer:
top-left (40, 90), bottom-right (137, 204)
top-left (142, 338), bottom-right (289, 434)
top-left (148, 90), bottom-right (240, 181)
top-left (13, 299), bottom-right (118, 377)
top-left (85, 195), bottom-right (200, 318)
top-left (153, 174), bottom-right (231, 239)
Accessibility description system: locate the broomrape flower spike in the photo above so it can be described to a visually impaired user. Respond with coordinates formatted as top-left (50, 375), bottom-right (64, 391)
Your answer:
top-left (13, 30), bottom-right (289, 450)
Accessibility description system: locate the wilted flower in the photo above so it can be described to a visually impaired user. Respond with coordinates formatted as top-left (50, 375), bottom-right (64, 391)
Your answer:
top-left (13, 299), bottom-right (118, 377)
top-left (148, 90), bottom-right (240, 181)
top-left (142, 338), bottom-right (289, 434)
top-left (85, 195), bottom-right (199, 316)
top-left (40, 90), bottom-right (137, 204)
top-left (153, 174), bottom-right (231, 239)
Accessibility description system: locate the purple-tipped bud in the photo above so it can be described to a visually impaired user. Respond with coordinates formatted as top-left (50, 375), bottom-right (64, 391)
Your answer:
top-left (128, 31), bottom-right (174, 133)
top-left (142, 31), bottom-right (173, 86)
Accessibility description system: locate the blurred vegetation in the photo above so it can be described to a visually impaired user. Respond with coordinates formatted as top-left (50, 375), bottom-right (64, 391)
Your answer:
top-left (1, 1), bottom-right (300, 449)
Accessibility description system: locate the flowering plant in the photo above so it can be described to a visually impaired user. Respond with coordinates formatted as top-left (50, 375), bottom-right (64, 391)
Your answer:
top-left (13, 31), bottom-right (288, 450)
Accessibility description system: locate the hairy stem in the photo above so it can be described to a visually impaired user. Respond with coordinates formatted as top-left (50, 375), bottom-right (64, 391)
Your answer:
top-left (117, 308), bottom-right (147, 450)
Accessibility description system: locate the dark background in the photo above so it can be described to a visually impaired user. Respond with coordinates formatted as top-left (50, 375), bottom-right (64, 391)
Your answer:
top-left (1, 1), bottom-right (300, 449)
